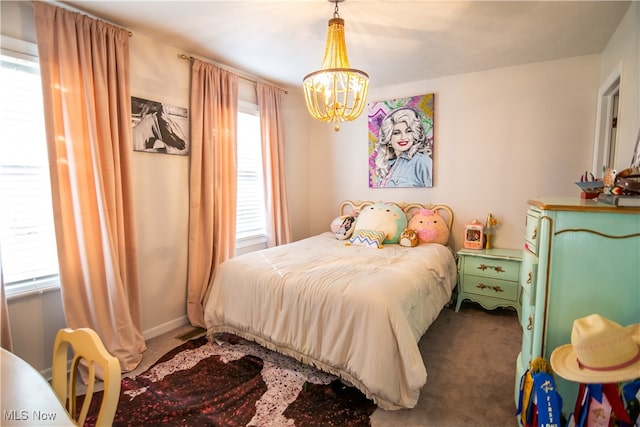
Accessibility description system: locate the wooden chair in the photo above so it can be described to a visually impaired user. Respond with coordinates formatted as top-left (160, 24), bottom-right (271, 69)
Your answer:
top-left (51, 328), bottom-right (121, 426)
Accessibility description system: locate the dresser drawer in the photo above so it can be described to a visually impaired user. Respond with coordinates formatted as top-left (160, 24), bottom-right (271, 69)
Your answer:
top-left (520, 249), bottom-right (538, 305)
top-left (524, 210), bottom-right (540, 254)
top-left (520, 296), bottom-right (535, 332)
top-left (462, 256), bottom-right (520, 282)
top-left (520, 299), bottom-right (535, 365)
top-left (520, 320), bottom-right (534, 368)
top-left (461, 275), bottom-right (519, 301)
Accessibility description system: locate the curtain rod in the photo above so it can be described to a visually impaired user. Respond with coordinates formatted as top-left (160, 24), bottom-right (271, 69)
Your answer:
top-left (48, 1), bottom-right (133, 37)
top-left (178, 54), bottom-right (288, 95)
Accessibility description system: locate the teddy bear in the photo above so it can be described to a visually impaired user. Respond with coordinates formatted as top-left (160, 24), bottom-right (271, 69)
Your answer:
top-left (399, 229), bottom-right (419, 247)
top-left (405, 209), bottom-right (450, 245)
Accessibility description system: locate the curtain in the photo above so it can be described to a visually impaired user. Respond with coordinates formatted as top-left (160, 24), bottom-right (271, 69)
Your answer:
top-left (257, 83), bottom-right (292, 247)
top-left (33, 2), bottom-right (145, 371)
top-left (186, 59), bottom-right (238, 328)
top-left (1, 261), bottom-right (12, 351)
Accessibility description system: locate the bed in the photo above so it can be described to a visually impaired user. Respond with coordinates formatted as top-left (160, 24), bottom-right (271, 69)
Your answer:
top-left (203, 200), bottom-right (457, 410)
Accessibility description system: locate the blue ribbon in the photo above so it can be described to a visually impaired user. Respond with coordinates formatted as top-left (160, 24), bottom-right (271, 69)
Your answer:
top-left (533, 371), bottom-right (563, 427)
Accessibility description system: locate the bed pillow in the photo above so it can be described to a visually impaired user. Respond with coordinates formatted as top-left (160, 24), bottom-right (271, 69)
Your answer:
top-left (335, 216), bottom-right (356, 240)
top-left (353, 202), bottom-right (407, 244)
top-left (347, 229), bottom-right (385, 248)
top-left (407, 209), bottom-right (450, 245)
top-left (330, 215), bottom-right (348, 233)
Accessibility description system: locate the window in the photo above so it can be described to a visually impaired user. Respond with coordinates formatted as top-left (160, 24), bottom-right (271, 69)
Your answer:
top-left (235, 102), bottom-right (267, 255)
top-left (0, 41), bottom-right (60, 296)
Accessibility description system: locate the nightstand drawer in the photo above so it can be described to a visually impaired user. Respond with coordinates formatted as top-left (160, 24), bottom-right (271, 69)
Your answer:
top-left (462, 256), bottom-right (520, 282)
top-left (462, 275), bottom-right (519, 301)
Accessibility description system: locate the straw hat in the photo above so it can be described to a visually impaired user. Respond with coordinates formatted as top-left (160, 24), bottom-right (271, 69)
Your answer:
top-left (550, 314), bottom-right (640, 383)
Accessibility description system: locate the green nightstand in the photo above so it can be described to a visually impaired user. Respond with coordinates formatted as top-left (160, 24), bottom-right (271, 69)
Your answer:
top-left (455, 248), bottom-right (522, 318)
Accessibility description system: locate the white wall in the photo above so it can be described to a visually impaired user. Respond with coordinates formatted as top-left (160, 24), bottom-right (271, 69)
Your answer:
top-left (128, 32), bottom-right (191, 335)
top-left (309, 54), bottom-right (602, 251)
top-left (309, 3), bottom-right (638, 252)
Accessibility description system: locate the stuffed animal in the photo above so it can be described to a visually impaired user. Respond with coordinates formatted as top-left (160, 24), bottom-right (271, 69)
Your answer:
top-left (353, 202), bottom-right (407, 244)
top-left (399, 229), bottom-right (419, 247)
top-left (407, 209), bottom-right (450, 245)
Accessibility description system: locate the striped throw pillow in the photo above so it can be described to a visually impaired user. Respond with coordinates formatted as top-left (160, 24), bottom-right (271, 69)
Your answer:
top-left (347, 229), bottom-right (385, 249)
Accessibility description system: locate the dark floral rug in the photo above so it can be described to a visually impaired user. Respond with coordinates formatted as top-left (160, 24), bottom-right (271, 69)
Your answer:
top-left (81, 334), bottom-right (376, 426)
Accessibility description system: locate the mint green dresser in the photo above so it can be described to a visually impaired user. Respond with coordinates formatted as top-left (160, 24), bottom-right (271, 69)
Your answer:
top-left (514, 197), bottom-right (640, 417)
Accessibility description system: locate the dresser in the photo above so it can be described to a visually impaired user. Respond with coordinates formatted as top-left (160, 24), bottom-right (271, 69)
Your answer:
top-left (455, 248), bottom-right (522, 317)
top-left (514, 197), bottom-right (640, 417)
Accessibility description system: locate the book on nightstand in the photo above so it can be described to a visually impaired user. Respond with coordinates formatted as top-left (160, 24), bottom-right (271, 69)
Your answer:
top-left (597, 193), bottom-right (640, 207)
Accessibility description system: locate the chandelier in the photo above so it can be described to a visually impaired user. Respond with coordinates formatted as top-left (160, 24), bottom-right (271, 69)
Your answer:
top-left (303, 0), bottom-right (369, 131)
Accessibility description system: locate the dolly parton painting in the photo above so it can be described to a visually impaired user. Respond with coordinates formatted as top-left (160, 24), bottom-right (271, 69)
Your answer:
top-left (368, 94), bottom-right (434, 188)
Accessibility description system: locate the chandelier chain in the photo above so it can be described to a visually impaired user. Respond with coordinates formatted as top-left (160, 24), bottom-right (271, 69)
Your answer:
top-left (333, 1), bottom-right (340, 18)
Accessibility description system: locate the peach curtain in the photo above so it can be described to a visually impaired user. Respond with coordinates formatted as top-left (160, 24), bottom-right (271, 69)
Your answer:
top-left (257, 83), bottom-right (292, 247)
top-left (1, 263), bottom-right (12, 351)
top-left (186, 59), bottom-right (238, 327)
top-left (33, 2), bottom-right (145, 371)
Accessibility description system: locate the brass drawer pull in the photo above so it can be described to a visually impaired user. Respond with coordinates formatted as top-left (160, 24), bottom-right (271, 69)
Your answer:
top-left (477, 264), bottom-right (506, 273)
top-left (476, 283), bottom-right (503, 293)
top-left (531, 227), bottom-right (537, 240)
top-left (526, 271), bottom-right (532, 284)
top-left (527, 315), bottom-right (533, 330)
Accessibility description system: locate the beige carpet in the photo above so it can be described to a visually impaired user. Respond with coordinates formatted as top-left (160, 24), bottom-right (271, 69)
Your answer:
top-left (370, 302), bottom-right (521, 427)
top-left (124, 301), bottom-right (521, 426)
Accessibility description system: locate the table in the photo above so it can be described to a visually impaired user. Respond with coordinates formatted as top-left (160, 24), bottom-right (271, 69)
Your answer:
top-left (1, 348), bottom-right (74, 426)
top-left (454, 248), bottom-right (522, 318)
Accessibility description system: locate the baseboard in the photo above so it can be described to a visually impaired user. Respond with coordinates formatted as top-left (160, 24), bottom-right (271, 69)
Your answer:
top-left (39, 316), bottom-right (191, 379)
top-left (143, 316), bottom-right (189, 340)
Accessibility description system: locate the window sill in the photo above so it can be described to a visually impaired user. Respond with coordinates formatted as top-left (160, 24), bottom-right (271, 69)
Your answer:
top-left (5, 276), bottom-right (61, 301)
top-left (236, 235), bottom-right (267, 256)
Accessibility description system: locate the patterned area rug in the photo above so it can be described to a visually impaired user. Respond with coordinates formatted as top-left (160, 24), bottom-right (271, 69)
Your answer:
top-left (82, 334), bottom-right (376, 426)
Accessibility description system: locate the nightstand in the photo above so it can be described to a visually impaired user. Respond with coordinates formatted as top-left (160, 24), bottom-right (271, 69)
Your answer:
top-left (455, 248), bottom-right (522, 318)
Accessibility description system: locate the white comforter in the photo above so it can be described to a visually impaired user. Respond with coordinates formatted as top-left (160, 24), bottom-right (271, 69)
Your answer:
top-left (203, 232), bottom-right (457, 410)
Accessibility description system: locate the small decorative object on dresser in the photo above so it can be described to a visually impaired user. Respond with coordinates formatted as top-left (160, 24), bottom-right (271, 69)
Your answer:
top-left (484, 213), bottom-right (498, 249)
top-left (463, 219), bottom-right (484, 249)
top-left (455, 248), bottom-right (522, 317)
top-left (575, 171), bottom-right (604, 199)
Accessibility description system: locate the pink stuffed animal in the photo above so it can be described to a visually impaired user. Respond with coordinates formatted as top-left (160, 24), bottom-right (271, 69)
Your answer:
top-left (407, 209), bottom-right (450, 245)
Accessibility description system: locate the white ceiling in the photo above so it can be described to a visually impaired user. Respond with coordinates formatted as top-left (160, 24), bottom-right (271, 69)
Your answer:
top-left (60, 0), bottom-right (632, 89)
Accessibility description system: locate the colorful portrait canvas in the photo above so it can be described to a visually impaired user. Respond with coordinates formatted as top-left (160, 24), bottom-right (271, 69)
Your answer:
top-left (368, 94), bottom-right (434, 188)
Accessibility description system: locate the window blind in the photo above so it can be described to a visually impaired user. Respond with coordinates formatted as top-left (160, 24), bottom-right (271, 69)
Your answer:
top-left (0, 51), bottom-right (60, 290)
top-left (236, 109), bottom-right (267, 244)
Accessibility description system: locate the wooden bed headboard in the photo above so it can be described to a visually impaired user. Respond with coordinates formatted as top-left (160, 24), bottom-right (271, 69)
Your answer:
top-left (338, 200), bottom-right (454, 231)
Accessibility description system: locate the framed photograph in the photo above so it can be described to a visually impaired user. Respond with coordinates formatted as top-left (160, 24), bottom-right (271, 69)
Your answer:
top-left (131, 96), bottom-right (189, 156)
top-left (368, 93), bottom-right (434, 188)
